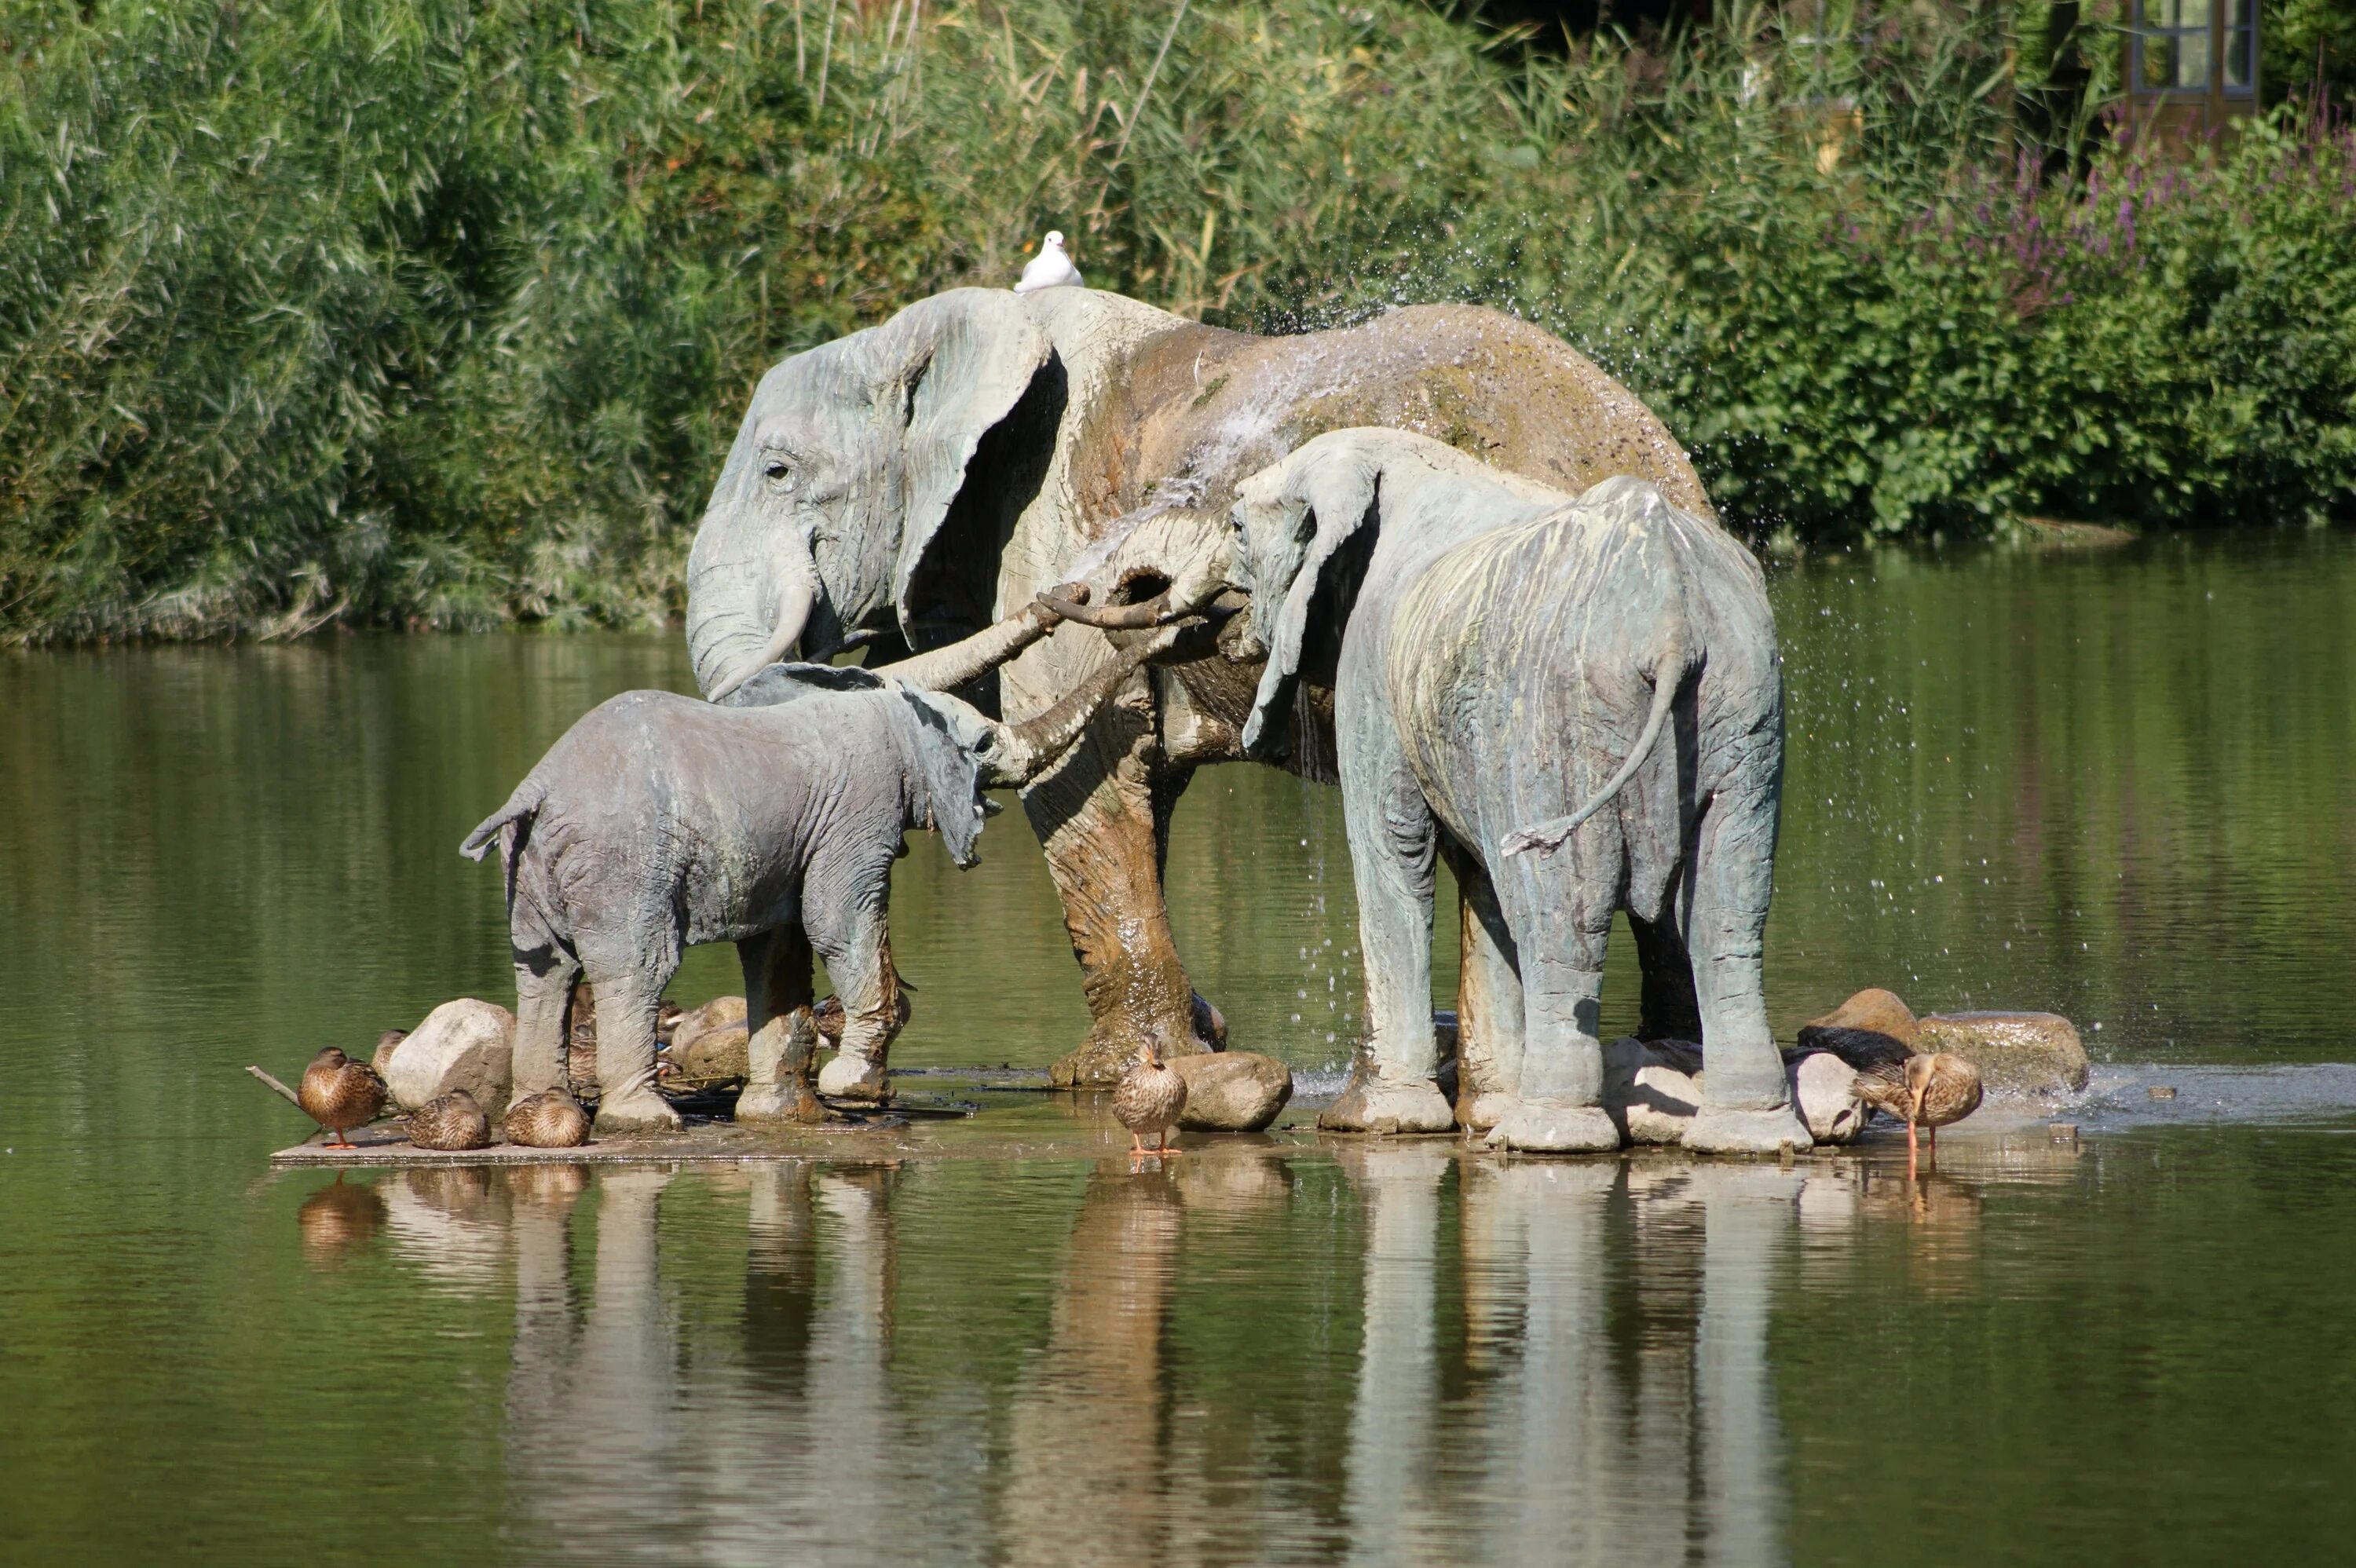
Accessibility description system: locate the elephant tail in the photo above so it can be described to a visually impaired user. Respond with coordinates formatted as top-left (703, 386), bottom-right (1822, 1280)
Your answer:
top-left (460, 777), bottom-right (547, 900)
top-left (1500, 646), bottom-right (1685, 860)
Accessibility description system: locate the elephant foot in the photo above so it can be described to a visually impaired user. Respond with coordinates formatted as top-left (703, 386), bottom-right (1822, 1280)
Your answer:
top-left (1316, 1069), bottom-right (1455, 1136)
top-left (1682, 1103), bottom-right (1812, 1156)
top-left (593, 1091), bottom-right (683, 1136)
top-left (1483, 1100), bottom-right (1622, 1153)
top-left (735, 1080), bottom-right (825, 1125)
top-left (1455, 1089), bottom-right (1518, 1135)
top-left (1051, 999), bottom-right (1221, 1088)
top-left (817, 1052), bottom-right (891, 1102)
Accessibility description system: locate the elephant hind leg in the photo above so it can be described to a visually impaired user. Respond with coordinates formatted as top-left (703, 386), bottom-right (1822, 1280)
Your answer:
top-left (738, 927), bottom-right (823, 1125)
top-left (510, 942), bottom-right (580, 1111)
top-left (1681, 788), bottom-right (1808, 1155)
top-left (579, 928), bottom-right (685, 1135)
top-left (1483, 827), bottom-right (1621, 1153)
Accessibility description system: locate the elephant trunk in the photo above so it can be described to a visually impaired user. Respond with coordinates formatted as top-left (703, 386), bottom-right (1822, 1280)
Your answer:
top-left (689, 529), bottom-right (819, 701)
top-left (874, 585), bottom-right (1088, 693)
top-left (978, 629), bottom-right (1175, 788)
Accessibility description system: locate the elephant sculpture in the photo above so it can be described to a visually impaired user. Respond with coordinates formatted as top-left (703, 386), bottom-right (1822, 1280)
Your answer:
top-left (680, 283), bottom-right (1714, 1086)
top-left (463, 605), bottom-right (1178, 1134)
top-left (1229, 429), bottom-right (1801, 1153)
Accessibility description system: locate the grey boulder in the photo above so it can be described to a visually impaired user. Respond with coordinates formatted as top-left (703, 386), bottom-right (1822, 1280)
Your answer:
top-left (1601, 1036), bottom-right (1705, 1146)
top-left (1603, 1039), bottom-right (1864, 1146)
top-left (1173, 1051), bottom-right (1294, 1132)
top-left (385, 1000), bottom-right (515, 1113)
top-left (1788, 1051), bottom-right (1870, 1143)
top-left (1915, 1011), bottom-right (2090, 1095)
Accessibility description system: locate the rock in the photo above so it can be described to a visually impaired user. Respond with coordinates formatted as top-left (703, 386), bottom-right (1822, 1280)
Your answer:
top-left (1915, 1011), bottom-right (2089, 1095)
top-left (1173, 1051), bottom-right (1294, 1132)
top-left (1601, 1036), bottom-right (1703, 1146)
top-left (1602, 1039), bottom-right (1862, 1146)
top-left (666, 996), bottom-right (749, 1080)
top-left (385, 1000), bottom-right (515, 1112)
top-left (1797, 988), bottom-right (1917, 1069)
top-left (1789, 1051), bottom-right (1869, 1144)
top-left (2147, 1084), bottom-right (2177, 1101)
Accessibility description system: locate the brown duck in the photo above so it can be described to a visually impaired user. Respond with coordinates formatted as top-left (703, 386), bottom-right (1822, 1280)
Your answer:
top-left (408, 1089), bottom-right (492, 1152)
top-left (1112, 1042), bottom-right (1187, 1161)
top-left (503, 1087), bottom-right (592, 1149)
top-left (1854, 1051), bottom-right (1983, 1169)
top-left (298, 1047), bottom-right (388, 1149)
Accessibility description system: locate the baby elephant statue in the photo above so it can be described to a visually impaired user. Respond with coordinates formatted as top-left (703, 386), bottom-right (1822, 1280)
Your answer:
top-left (464, 604), bottom-right (1183, 1134)
top-left (1231, 429), bottom-right (1802, 1154)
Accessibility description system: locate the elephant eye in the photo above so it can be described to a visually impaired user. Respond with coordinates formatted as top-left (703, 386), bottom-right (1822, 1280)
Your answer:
top-left (763, 459), bottom-right (793, 485)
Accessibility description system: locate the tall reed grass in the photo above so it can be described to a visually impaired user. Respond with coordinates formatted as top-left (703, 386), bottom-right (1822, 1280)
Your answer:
top-left (3, 0), bottom-right (2351, 640)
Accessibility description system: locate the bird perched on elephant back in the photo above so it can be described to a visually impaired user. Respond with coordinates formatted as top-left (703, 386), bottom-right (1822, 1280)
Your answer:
top-left (1228, 429), bottom-right (1802, 1154)
top-left (462, 597), bottom-right (1192, 1137)
top-left (679, 284), bottom-right (1717, 1089)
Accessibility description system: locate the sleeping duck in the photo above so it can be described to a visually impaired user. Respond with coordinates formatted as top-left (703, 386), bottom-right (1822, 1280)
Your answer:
top-left (503, 1087), bottom-right (592, 1150)
top-left (298, 1048), bottom-right (388, 1150)
top-left (408, 1089), bottom-right (492, 1152)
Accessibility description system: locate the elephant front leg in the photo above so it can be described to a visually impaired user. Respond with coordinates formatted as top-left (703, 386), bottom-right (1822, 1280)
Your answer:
top-left (737, 927), bottom-right (824, 1125)
top-left (1318, 755), bottom-right (1453, 1136)
top-left (1022, 708), bottom-right (1216, 1087)
top-left (810, 906), bottom-right (905, 1102)
top-left (1681, 788), bottom-right (1809, 1156)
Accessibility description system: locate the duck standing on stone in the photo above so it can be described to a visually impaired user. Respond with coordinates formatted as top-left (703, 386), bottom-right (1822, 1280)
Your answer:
top-left (1855, 1052), bottom-right (1983, 1172)
top-left (1013, 229), bottom-right (1083, 293)
top-left (1113, 1042), bottom-right (1187, 1163)
top-left (297, 1047), bottom-right (388, 1150)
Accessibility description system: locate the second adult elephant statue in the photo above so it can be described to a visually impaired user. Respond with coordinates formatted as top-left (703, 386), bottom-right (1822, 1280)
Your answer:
top-left (1228, 430), bottom-right (1802, 1154)
top-left (682, 284), bottom-right (1713, 1084)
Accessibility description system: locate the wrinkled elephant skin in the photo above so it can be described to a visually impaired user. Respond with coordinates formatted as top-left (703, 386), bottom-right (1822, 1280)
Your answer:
top-left (682, 285), bottom-right (1715, 1083)
top-left (1231, 431), bottom-right (1802, 1153)
top-left (463, 616), bottom-right (1173, 1134)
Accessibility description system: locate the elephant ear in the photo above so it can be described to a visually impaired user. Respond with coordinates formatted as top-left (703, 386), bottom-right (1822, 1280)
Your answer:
top-left (896, 689), bottom-right (995, 869)
top-left (868, 290), bottom-right (1057, 639)
top-left (1238, 453), bottom-right (1383, 758)
top-left (722, 661), bottom-right (888, 709)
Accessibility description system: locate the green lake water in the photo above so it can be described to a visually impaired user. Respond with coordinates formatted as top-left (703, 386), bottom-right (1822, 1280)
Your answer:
top-left (5, 534), bottom-right (2356, 1564)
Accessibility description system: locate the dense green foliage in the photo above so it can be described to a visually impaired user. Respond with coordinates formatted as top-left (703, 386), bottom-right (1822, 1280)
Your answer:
top-left (3, 0), bottom-right (2354, 640)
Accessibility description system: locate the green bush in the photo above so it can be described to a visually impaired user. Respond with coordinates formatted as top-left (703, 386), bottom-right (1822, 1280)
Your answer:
top-left (2, 0), bottom-right (2352, 640)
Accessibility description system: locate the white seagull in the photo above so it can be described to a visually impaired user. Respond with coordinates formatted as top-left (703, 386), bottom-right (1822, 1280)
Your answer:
top-left (1013, 230), bottom-right (1084, 294)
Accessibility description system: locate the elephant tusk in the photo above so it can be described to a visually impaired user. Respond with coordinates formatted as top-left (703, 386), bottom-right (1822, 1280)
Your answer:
top-left (1033, 590), bottom-right (1175, 630)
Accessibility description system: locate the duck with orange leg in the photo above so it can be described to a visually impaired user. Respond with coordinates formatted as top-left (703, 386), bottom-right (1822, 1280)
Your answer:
top-left (1113, 1042), bottom-right (1187, 1164)
top-left (1854, 1052), bottom-right (1983, 1173)
top-left (297, 1047), bottom-right (389, 1150)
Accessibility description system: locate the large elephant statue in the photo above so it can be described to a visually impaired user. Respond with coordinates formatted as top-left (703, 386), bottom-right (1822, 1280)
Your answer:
top-left (1228, 429), bottom-right (1801, 1153)
top-left (463, 605), bottom-right (1179, 1134)
top-left (682, 284), bottom-right (1714, 1084)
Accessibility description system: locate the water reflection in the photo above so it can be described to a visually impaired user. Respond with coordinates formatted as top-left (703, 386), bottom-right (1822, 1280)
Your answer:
top-left (328, 1154), bottom-right (2026, 1566)
top-left (294, 1173), bottom-right (386, 1266)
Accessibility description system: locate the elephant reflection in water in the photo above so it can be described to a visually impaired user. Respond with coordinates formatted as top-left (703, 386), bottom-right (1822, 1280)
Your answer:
top-left (491, 1160), bottom-right (924, 1565)
top-left (1338, 1150), bottom-right (1869, 1567)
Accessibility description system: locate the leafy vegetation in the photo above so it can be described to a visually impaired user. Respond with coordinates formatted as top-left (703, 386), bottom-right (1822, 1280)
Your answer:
top-left (3, 0), bottom-right (2353, 640)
